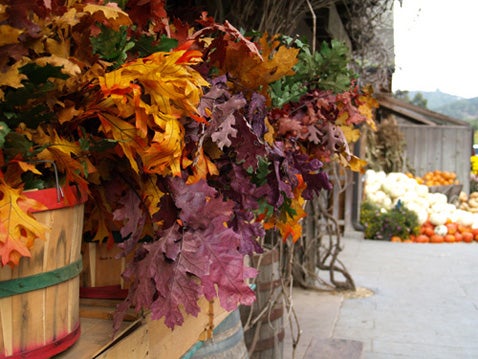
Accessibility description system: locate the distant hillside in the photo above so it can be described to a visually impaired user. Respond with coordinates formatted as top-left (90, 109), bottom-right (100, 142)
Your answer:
top-left (434, 97), bottom-right (478, 121)
top-left (408, 90), bottom-right (478, 121)
top-left (408, 90), bottom-right (464, 110)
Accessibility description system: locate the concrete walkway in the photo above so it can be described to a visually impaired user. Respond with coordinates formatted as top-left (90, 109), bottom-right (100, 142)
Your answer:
top-left (284, 233), bottom-right (478, 359)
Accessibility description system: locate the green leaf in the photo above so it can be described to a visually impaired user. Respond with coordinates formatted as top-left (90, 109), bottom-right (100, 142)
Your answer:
top-left (19, 63), bottom-right (68, 84)
top-left (90, 25), bottom-right (135, 67)
top-left (269, 38), bottom-right (356, 107)
top-left (247, 157), bottom-right (270, 186)
top-left (0, 121), bottom-right (11, 149)
top-left (132, 35), bottom-right (178, 57)
top-left (3, 132), bottom-right (35, 161)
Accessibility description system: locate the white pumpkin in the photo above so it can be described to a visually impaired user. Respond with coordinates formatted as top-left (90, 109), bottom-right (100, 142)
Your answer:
top-left (429, 212), bottom-right (448, 226)
top-left (434, 224), bottom-right (448, 236)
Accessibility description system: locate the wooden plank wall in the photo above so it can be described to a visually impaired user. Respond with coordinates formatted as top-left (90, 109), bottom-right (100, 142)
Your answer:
top-left (399, 124), bottom-right (473, 194)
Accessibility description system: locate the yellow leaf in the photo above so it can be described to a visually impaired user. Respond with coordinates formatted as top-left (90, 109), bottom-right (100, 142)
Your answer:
top-left (0, 25), bottom-right (23, 47)
top-left (264, 117), bottom-right (275, 145)
top-left (57, 104), bottom-right (83, 124)
top-left (0, 61), bottom-right (28, 89)
top-left (358, 86), bottom-right (379, 131)
top-left (223, 34), bottom-right (299, 94)
top-left (97, 51), bottom-right (210, 178)
top-left (17, 161), bottom-right (43, 176)
top-left (0, 181), bottom-right (48, 266)
top-left (98, 113), bottom-right (141, 174)
top-left (45, 38), bottom-right (71, 59)
top-left (339, 124), bottom-right (361, 143)
top-left (140, 175), bottom-right (165, 219)
top-left (82, 194), bottom-right (114, 243)
top-left (339, 153), bottom-right (367, 173)
top-left (143, 118), bottom-right (185, 176)
top-left (100, 51), bottom-right (209, 120)
top-left (35, 55), bottom-right (81, 77)
top-left (57, 8), bottom-right (81, 27)
top-left (82, 4), bottom-right (132, 29)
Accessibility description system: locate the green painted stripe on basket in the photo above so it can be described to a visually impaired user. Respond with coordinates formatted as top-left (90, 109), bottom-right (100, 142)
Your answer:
top-left (0, 259), bottom-right (82, 298)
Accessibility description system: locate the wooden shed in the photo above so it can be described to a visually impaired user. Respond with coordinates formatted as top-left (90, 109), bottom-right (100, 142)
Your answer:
top-left (373, 93), bottom-right (474, 194)
top-left (338, 93), bottom-right (474, 235)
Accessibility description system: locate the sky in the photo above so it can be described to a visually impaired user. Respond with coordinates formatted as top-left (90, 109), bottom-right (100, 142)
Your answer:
top-left (392, 0), bottom-right (478, 99)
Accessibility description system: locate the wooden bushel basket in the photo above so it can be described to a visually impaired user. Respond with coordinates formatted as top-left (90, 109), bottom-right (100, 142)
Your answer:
top-left (0, 186), bottom-right (87, 359)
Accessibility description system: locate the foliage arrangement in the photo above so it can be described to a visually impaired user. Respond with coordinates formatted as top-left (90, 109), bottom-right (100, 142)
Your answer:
top-left (360, 200), bottom-right (420, 241)
top-left (364, 115), bottom-right (406, 173)
top-left (0, 0), bottom-right (376, 330)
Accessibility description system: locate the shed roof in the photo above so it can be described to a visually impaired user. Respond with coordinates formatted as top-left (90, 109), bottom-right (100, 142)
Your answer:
top-left (375, 93), bottom-right (471, 127)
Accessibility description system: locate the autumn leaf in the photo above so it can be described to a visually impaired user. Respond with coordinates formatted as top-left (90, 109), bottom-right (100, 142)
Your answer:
top-left (96, 50), bottom-right (209, 177)
top-left (261, 174), bottom-right (307, 243)
top-left (0, 180), bottom-right (48, 266)
top-left (0, 60), bottom-right (28, 90)
top-left (358, 89), bottom-right (379, 131)
top-left (82, 3), bottom-right (132, 30)
top-left (338, 124), bottom-right (361, 143)
top-left (186, 147), bottom-right (219, 184)
top-left (142, 118), bottom-right (185, 176)
top-left (34, 55), bottom-right (81, 77)
top-left (222, 33), bottom-right (299, 95)
top-left (0, 25), bottom-right (23, 47)
top-left (340, 153), bottom-right (367, 173)
top-left (97, 112), bottom-right (143, 174)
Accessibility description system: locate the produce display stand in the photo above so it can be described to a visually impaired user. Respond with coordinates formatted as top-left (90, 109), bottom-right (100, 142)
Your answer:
top-left (428, 184), bottom-right (463, 204)
top-left (55, 297), bottom-right (230, 359)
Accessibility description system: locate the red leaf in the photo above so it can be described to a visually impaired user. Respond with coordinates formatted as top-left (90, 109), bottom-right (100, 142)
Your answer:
top-left (200, 223), bottom-right (256, 310)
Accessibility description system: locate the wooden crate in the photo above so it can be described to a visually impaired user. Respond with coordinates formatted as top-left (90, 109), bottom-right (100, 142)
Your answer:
top-left (56, 297), bottom-right (230, 359)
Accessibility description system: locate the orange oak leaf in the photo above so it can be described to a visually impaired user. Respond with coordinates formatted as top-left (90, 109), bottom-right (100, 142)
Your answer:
top-left (0, 181), bottom-right (48, 266)
top-left (223, 33), bottom-right (298, 94)
top-left (96, 50), bottom-right (209, 177)
top-left (97, 112), bottom-right (143, 173)
top-left (4, 160), bottom-right (42, 188)
top-left (83, 199), bottom-right (115, 243)
top-left (186, 147), bottom-right (219, 184)
top-left (33, 127), bottom-right (90, 187)
top-left (142, 118), bottom-right (185, 176)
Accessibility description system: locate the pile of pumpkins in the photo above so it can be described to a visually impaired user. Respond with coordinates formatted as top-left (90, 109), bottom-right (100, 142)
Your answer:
top-left (364, 170), bottom-right (478, 243)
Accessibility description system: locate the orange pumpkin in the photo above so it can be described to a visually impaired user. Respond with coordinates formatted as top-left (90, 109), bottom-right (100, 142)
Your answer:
top-left (446, 223), bottom-right (457, 235)
top-left (391, 236), bottom-right (402, 242)
top-left (424, 227), bottom-right (435, 237)
top-left (454, 232), bottom-right (463, 242)
top-left (415, 234), bottom-right (430, 243)
top-left (430, 234), bottom-right (444, 243)
top-left (472, 228), bottom-right (478, 237)
top-left (444, 234), bottom-right (455, 243)
top-left (462, 232), bottom-right (473, 243)
top-left (458, 224), bottom-right (472, 234)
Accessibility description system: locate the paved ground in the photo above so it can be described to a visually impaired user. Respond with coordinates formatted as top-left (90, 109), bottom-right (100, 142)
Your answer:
top-left (283, 232), bottom-right (478, 359)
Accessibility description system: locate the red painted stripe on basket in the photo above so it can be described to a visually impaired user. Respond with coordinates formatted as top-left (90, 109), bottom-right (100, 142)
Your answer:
top-left (24, 186), bottom-right (88, 212)
top-left (4, 322), bottom-right (80, 359)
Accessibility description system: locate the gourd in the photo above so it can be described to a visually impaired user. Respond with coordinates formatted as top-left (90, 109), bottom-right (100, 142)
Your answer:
top-left (434, 224), bottom-right (448, 236)
top-left (429, 211), bottom-right (448, 226)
